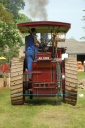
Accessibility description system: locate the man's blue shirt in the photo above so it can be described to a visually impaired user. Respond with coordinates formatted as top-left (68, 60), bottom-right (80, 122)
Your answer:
top-left (26, 33), bottom-right (34, 50)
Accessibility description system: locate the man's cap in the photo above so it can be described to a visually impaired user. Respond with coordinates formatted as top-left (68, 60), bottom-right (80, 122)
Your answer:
top-left (31, 28), bottom-right (36, 32)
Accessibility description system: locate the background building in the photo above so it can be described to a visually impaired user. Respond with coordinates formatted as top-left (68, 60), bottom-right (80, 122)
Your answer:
top-left (58, 39), bottom-right (85, 64)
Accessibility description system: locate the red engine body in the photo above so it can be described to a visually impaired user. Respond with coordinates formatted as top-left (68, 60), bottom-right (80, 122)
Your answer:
top-left (29, 49), bottom-right (65, 97)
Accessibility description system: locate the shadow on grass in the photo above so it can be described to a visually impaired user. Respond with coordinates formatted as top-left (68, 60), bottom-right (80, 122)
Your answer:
top-left (25, 96), bottom-right (63, 106)
top-left (0, 87), bottom-right (63, 106)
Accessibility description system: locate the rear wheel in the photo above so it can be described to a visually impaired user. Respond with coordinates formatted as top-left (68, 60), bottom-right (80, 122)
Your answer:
top-left (65, 58), bottom-right (78, 106)
top-left (10, 58), bottom-right (24, 105)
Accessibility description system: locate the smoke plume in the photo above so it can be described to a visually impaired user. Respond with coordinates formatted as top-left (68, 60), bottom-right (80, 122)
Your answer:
top-left (24, 0), bottom-right (49, 20)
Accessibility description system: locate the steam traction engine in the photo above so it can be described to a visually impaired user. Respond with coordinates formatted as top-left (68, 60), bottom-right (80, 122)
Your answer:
top-left (10, 21), bottom-right (78, 106)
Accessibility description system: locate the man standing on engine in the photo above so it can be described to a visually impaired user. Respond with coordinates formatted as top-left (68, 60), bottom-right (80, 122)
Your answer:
top-left (26, 28), bottom-right (39, 78)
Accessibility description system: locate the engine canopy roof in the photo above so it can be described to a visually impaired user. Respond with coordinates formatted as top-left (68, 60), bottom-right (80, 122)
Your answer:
top-left (17, 21), bottom-right (71, 34)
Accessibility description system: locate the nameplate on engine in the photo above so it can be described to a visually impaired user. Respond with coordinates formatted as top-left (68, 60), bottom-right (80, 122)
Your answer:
top-left (36, 52), bottom-right (51, 61)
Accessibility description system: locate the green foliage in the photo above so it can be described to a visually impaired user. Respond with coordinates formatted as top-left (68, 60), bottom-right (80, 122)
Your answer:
top-left (0, 22), bottom-right (23, 48)
top-left (17, 13), bottom-right (32, 24)
top-left (17, 13), bottom-right (32, 37)
top-left (0, 46), bottom-right (19, 63)
top-left (0, 0), bottom-right (25, 20)
top-left (0, 1), bottom-right (33, 60)
top-left (8, 46), bottom-right (19, 60)
top-left (0, 3), bottom-right (23, 49)
top-left (0, 4), bottom-right (14, 24)
top-left (0, 48), bottom-right (8, 63)
top-left (20, 42), bottom-right (25, 46)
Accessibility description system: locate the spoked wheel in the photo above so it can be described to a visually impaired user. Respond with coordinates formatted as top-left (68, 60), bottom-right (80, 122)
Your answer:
top-left (64, 58), bottom-right (78, 106)
top-left (10, 58), bottom-right (24, 105)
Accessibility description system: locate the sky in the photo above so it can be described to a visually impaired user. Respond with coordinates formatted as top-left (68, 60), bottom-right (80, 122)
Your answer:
top-left (19, 0), bottom-right (85, 41)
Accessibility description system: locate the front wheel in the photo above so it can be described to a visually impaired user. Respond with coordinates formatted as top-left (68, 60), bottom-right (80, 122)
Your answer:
top-left (10, 58), bottom-right (24, 105)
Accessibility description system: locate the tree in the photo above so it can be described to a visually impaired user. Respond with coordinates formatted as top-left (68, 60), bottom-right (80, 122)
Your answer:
top-left (7, 46), bottom-right (20, 61)
top-left (0, 46), bottom-right (19, 63)
top-left (0, 0), bottom-right (25, 20)
top-left (0, 47), bottom-right (8, 64)
top-left (17, 13), bottom-right (33, 38)
top-left (0, 3), bottom-right (23, 49)
top-left (17, 13), bottom-right (32, 24)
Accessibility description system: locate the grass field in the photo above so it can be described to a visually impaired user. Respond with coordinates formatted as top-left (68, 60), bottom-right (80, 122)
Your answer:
top-left (78, 71), bottom-right (85, 81)
top-left (0, 71), bottom-right (85, 128)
